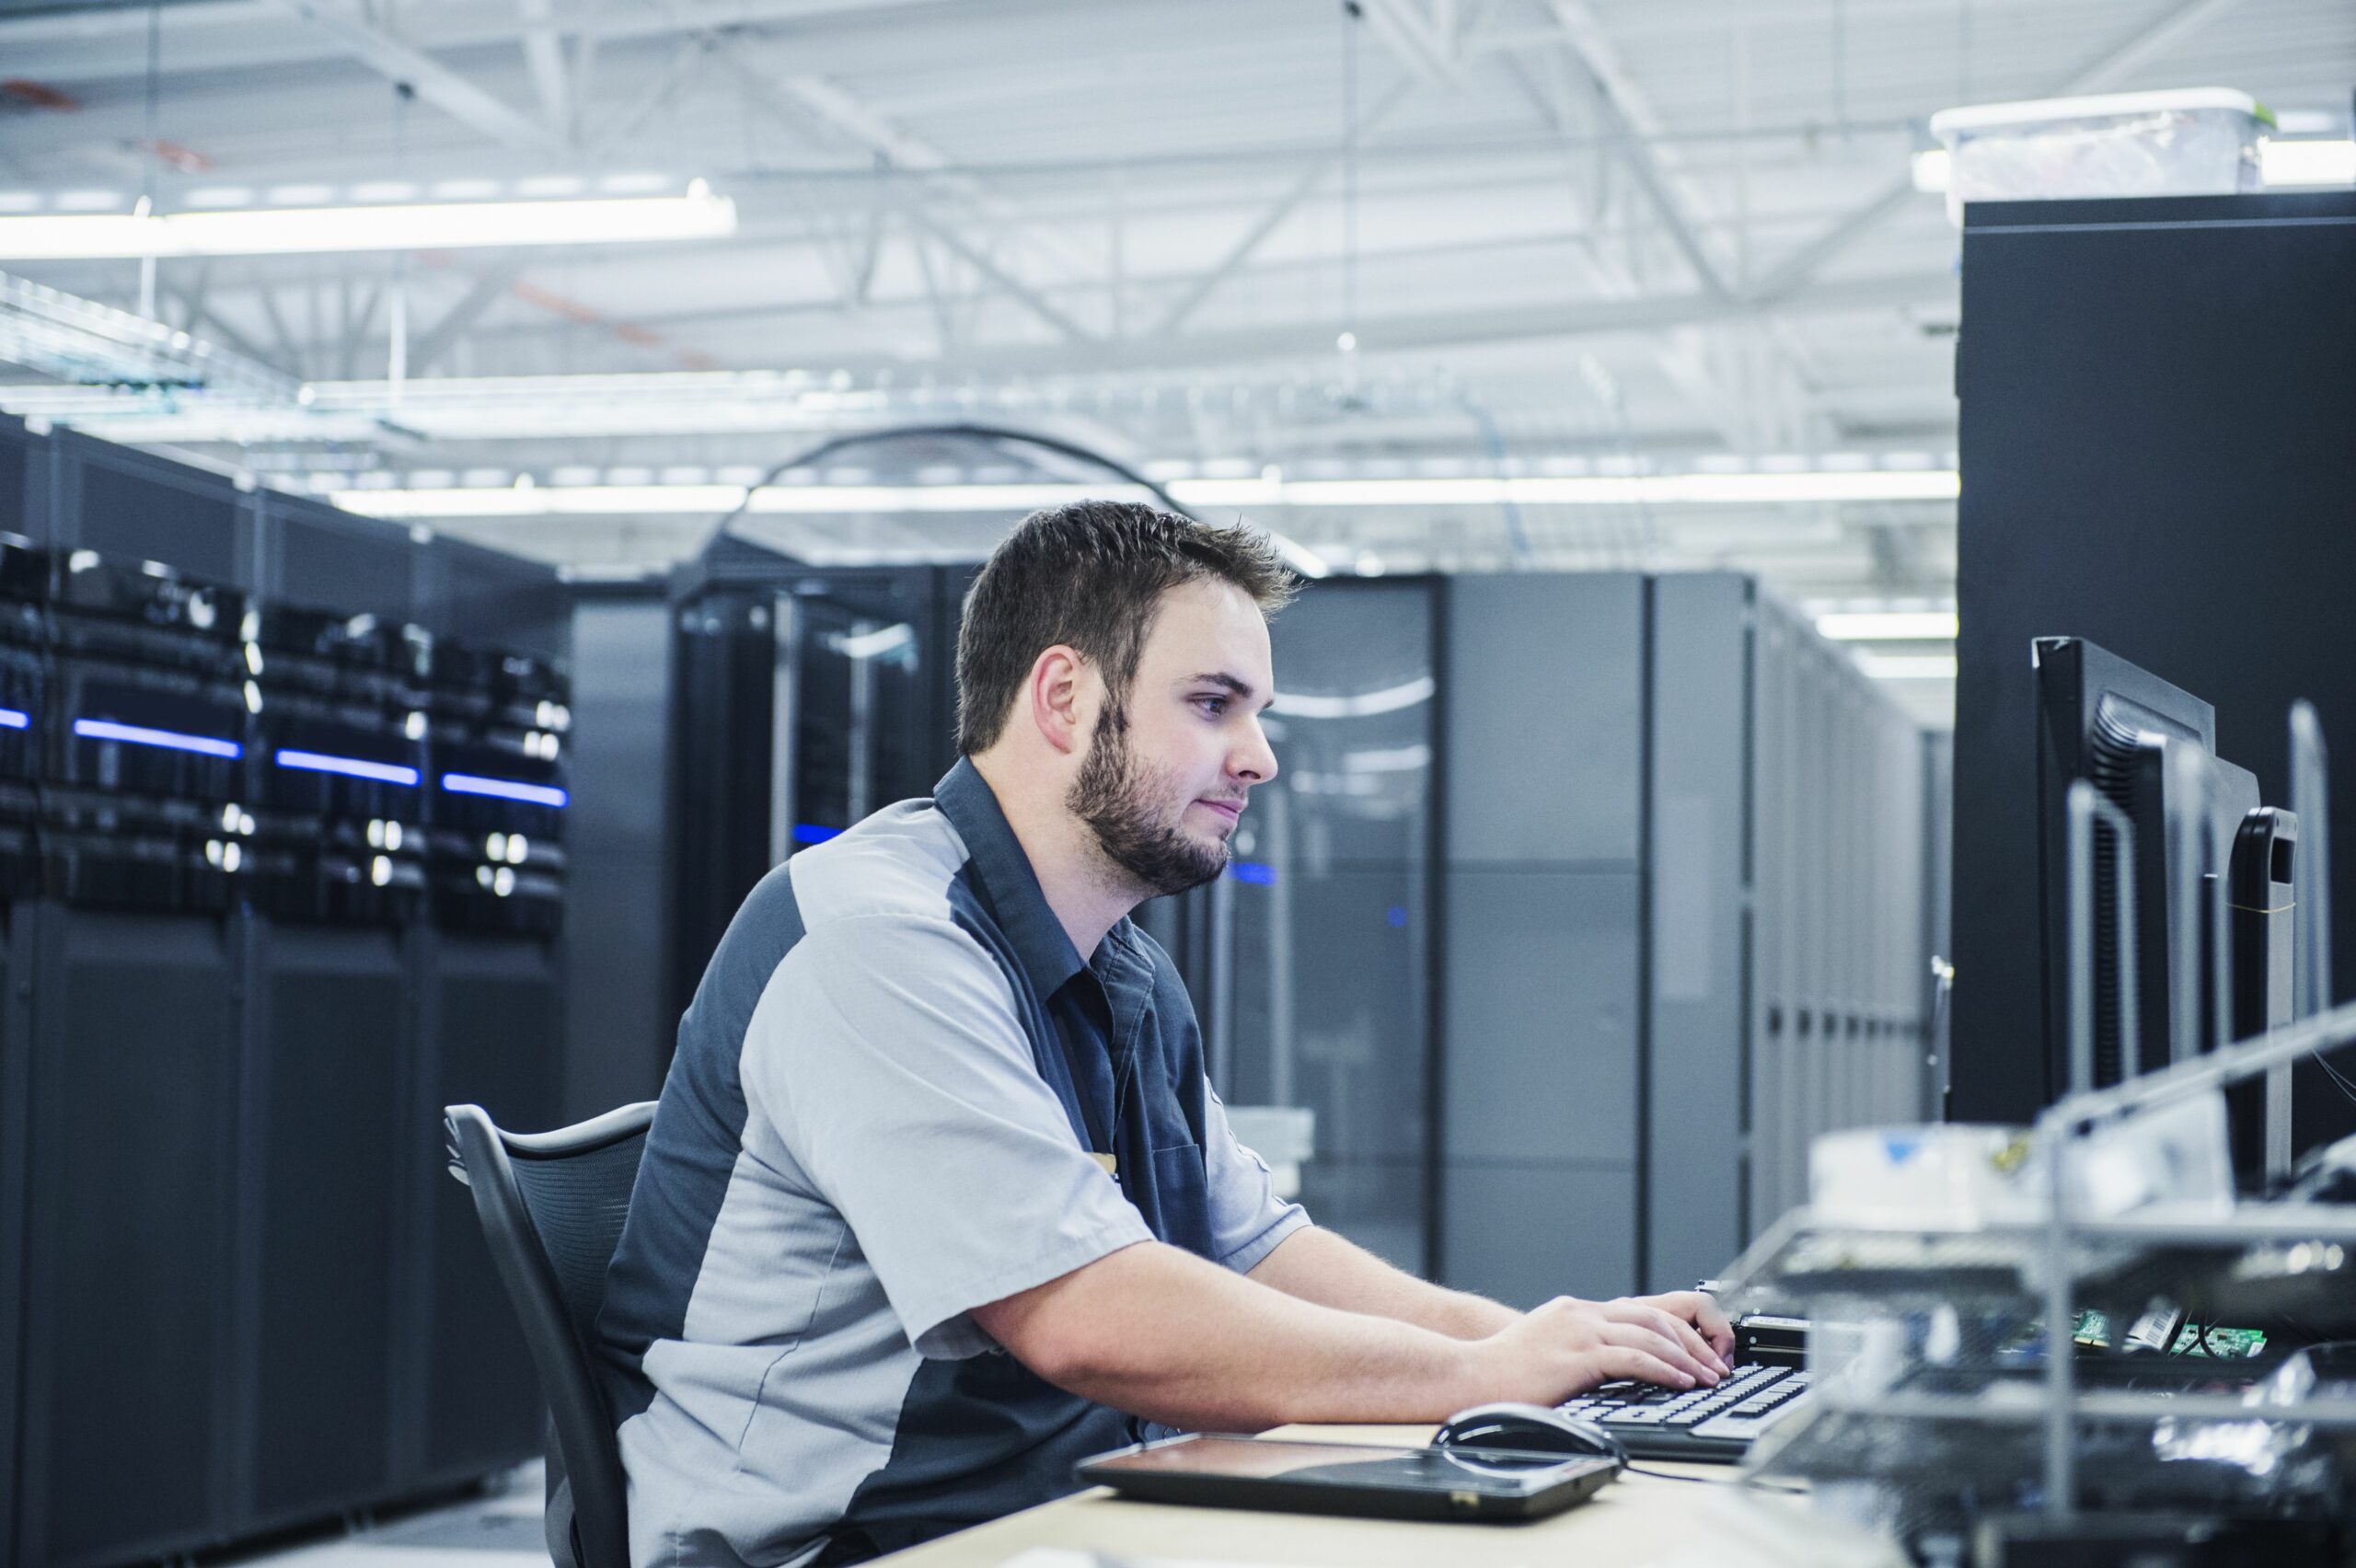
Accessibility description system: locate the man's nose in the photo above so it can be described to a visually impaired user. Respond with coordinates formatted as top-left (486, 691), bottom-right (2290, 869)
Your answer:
top-left (1234, 721), bottom-right (1279, 785)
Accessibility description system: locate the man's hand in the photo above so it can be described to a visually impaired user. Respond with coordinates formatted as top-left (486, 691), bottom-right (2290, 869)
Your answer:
top-left (1459, 1292), bottom-right (1735, 1405)
top-left (1645, 1289), bottom-right (1738, 1365)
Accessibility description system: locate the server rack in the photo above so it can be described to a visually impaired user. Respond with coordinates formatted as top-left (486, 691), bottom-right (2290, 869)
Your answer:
top-left (665, 549), bottom-right (964, 1031)
top-left (1438, 572), bottom-right (1931, 1303)
top-left (564, 589), bottom-right (675, 1118)
top-left (1732, 593), bottom-right (1929, 1251)
top-left (412, 637), bottom-right (570, 1489)
top-left (0, 416), bottom-right (571, 1568)
top-left (1202, 580), bottom-right (1438, 1277)
top-left (1439, 573), bottom-right (1647, 1305)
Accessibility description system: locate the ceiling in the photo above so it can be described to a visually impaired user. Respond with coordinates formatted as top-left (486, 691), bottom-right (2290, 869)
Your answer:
top-left (3, 0), bottom-right (2353, 725)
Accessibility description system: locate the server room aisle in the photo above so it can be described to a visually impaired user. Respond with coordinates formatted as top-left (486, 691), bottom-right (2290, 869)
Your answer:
top-left (224, 1466), bottom-right (553, 1568)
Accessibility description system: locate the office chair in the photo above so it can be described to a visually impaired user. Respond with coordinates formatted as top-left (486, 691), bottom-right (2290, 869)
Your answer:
top-left (445, 1100), bottom-right (655, 1568)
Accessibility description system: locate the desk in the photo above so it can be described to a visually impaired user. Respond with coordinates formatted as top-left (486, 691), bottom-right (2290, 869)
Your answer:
top-left (877, 1424), bottom-right (1904, 1567)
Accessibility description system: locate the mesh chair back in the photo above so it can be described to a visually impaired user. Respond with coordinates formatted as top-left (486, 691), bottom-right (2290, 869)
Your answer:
top-left (445, 1101), bottom-right (654, 1568)
top-left (505, 1133), bottom-right (645, 1347)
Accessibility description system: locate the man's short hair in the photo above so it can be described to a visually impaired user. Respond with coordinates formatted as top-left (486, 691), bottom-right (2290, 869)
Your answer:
top-left (955, 500), bottom-right (1297, 755)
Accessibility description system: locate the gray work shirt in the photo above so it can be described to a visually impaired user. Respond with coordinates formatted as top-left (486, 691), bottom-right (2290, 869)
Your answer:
top-left (597, 758), bottom-right (1309, 1567)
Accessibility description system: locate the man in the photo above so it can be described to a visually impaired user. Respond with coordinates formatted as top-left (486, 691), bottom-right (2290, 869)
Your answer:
top-left (598, 501), bottom-right (1733, 1567)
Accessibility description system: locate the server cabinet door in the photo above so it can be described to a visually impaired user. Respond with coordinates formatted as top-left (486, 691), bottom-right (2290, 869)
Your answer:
top-left (771, 582), bottom-right (936, 854)
top-left (1219, 582), bottom-right (1437, 1276)
top-left (666, 591), bottom-right (778, 1029)
top-left (17, 910), bottom-right (239, 1568)
top-left (0, 903), bottom-right (28, 1568)
top-left (242, 923), bottom-right (407, 1529)
top-left (415, 933), bottom-right (560, 1485)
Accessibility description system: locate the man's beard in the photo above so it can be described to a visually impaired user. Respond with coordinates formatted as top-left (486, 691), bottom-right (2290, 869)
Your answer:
top-left (1068, 704), bottom-right (1230, 897)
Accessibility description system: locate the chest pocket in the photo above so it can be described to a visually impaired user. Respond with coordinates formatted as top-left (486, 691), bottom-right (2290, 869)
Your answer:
top-left (1134, 1140), bottom-right (1215, 1261)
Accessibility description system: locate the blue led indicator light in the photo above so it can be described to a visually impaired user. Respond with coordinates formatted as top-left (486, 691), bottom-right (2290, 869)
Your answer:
top-left (441, 773), bottom-right (569, 808)
top-left (74, 718), bottom-right (242, 758)
top-left (276, 749), bottom-right (421, 786)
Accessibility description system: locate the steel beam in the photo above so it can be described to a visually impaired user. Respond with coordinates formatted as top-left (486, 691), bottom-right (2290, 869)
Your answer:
top-left (1151, 78), bottom-right (1415, 339)
top-left (275, 0), bottom-right (567, 156)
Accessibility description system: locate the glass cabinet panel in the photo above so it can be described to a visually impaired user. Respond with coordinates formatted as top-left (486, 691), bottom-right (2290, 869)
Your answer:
top-left (1210, 582), bottom-right (1437, 1274)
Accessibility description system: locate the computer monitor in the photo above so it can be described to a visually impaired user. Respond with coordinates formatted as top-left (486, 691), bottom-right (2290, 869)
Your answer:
top-left (2033, 639), bottom-right (2295, 1177)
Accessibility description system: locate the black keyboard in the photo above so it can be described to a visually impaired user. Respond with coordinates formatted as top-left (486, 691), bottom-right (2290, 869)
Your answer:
top-left (1559, 1362), bottom-right (1811, 1463)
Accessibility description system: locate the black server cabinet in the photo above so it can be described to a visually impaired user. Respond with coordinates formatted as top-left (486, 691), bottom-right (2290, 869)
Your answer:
top-left (238, 923), bottom-right (410, 1530)
top-left (666, 555), bottom-right (964, 1034)
top-left (565, 591), bottom-right (675, 1117)
top-left (411, 931), bottom-right (562, 1485)
top-left (0, 524), bottom-right (40, 1568)
top-left (16, 913), bottom-right (242, 1568)
top-left (410, 633), bottom-right (571, 1489)
top-left (0, 422), bottom-right (572, 1568)
top-left (1950, 190), bottom-right (2356, 1143)
top-left (0, 903), bottom-right (31, 1568)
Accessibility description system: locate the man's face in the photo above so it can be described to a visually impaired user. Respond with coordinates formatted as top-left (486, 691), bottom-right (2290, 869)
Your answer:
top-left (1067, 578), bottom-right (1280, 898)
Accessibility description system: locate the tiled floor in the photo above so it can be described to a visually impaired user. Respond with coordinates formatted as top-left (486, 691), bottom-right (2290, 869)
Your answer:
top-left (222, 1464), bottom-right (553, 1568)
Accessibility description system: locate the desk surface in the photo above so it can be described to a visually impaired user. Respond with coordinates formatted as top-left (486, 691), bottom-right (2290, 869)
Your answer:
top-left (876, 1424), bottom-right (1904, 1567)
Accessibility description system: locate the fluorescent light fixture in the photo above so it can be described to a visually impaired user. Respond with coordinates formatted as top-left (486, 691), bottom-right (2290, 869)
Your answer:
top-left (330, 469), bottom-right (1958, 520)
top-left (1911, 148), bottom-right (1953, 193)
top-left (0, 708), bottom-right (26, 730)
top-left (442, 772), bottom-right (568, 808)
top-left (334, 483), bottom-right (745, 518)
top-left (275, 749), bottom-right (421, 786)
top-left (832, 622), bottom-right (917, 661)
top-left (0, 186), bottom-right (735, 259)
top-left (1342, 744), bottom-right (1434, 774)
top-left (329, 480), bottom-right (1332, 581)
top-left (2261, 139), bottom-right (2356, 187)
top-left (1854, 653), bottom-right (1959, 681)
top-left (1271, 676), bottom-right (1436, 720)
top-left (74, 718), bottom-right (242, 757)
top-left (1179, 472), bottom-right (1960, 507)
top-left (1816, 611), bottom-right (1959, 641)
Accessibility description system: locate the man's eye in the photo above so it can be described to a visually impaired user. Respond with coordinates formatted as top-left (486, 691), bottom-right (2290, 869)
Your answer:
top-left (1195, 696), bottom-right (1230, 716)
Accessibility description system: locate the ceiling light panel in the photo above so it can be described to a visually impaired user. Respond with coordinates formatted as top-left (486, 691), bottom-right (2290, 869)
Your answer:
top-left (0, 187), bottom-right (733, 259)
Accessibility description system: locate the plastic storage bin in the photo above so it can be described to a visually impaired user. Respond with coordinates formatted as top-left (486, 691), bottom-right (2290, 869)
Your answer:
top-left (1929, 88), bottom-right (2269, 225)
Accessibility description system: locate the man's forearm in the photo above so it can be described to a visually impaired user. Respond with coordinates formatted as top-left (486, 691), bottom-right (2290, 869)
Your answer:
top-left (1249, 1226), bottom-right (1519, 1340)
top-left (975, 1240), bottom-right (1487, 1431)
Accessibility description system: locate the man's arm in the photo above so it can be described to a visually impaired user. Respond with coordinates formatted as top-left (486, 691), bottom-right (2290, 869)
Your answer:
top-left (1247, 1226), bottom-right (1521, 1340)
top-left (970, 1239), bottom-right (1726, 1434)
top-left (1247, 1226), bottom-right (1736, 1370)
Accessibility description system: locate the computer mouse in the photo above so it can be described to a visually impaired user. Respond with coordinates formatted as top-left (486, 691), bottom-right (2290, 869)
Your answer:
top-left (1430, 1402), bottom-right (1625, 1464)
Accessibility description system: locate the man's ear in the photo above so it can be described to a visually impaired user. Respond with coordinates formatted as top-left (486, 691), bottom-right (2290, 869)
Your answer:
top-left (1025, 645), bottom-right (1091, 755)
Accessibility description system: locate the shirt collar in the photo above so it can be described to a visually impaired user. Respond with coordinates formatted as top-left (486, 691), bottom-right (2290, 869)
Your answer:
top-left (933, 757), bottom-right (1088, 995)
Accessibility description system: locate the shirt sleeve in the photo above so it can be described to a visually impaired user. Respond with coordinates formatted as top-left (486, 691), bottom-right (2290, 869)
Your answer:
top-left (1200, 1082), bottom-right (1312, 1273)
top-left (746, 914), bottom-right (1154, 1360)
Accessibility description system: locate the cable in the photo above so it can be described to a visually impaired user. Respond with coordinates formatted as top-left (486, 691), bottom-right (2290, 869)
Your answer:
top-left (2313, 1048), bottom-right (2356, 1109)
top-left (699, 421), bottom-right (1198, 554)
